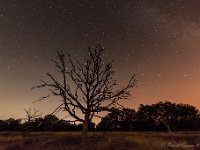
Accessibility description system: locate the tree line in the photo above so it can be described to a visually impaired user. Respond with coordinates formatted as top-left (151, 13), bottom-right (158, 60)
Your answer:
top-left (0, 114), bottom-right (95, 132)
top-left (1, 101), bottom-right (200, 132)
top-left (97, 101), bottom-right (200, 132)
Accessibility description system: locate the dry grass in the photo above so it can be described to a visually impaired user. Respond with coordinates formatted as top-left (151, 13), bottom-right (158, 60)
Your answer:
top-left (0, 131), bottom-right (200, 150)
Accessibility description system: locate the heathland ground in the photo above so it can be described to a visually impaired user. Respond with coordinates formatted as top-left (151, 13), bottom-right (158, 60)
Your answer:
top-left (0, 132), bottom-right (200, 150)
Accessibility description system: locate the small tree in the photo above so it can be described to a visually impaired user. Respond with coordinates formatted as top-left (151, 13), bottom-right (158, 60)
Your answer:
top-left (32, 45), bottom-right (136, 138)
top-left (24, 107), bottom-right (41, 123)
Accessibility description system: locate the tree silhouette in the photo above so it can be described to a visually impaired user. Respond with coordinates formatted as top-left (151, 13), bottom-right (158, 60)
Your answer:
top-left (32, 45), bottom-right (136, 138)
top-left (97, 108), bottom-right (137, 131)
top-left (174, 103), bottom-right (200, 131)
top-left (0, 120), bottom-right (8, 131)
top-left (5, 118), bottom-right (22, 131)
top-left (137, 101), bottom-right (200, 132)
top-left (156, 102), bottom-right (178, 132)
top-left (53, 119), bottom-right (77, 131)
top-left (137, 102), bottom-right (177, 132)
top-left (42, 114), bottom-right (59, 131)
top-left (97, 108), bottom-right (121, 131)
top-left (24, 107), bottom-right (41, 123)
top-left (23, 107), bottom-right (41, 130)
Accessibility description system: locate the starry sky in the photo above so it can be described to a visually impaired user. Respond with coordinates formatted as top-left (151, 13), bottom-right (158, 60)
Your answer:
top-left (1, 0), bottom-right (200, 120)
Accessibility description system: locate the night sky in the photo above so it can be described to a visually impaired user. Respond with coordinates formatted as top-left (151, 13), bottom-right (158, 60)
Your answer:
top-left (1, 0), bottom-right (200, 121)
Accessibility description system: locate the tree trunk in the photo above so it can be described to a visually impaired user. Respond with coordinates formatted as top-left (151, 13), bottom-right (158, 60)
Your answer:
top-left (82, 113), bottom-right (90, 139)
top-left (165, 123), bottom-right (171, 132)
top-left (81, 113), bottom-right (90, 150)
top-left (163, 120), bottom-right (171, 132)
top-left (167, 124), bottom-right (171, 132)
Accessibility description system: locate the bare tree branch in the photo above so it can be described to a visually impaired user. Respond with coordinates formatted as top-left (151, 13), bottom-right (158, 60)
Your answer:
top-left (24, 107), bottom-right (41, 123)
top-left (32, 44), bottom-right (136, 137)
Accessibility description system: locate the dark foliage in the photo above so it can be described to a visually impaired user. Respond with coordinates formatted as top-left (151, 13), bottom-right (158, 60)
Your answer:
top-left (0, 114), bottom-right (95, 132)
top-left (97, 101), bottom-right (200, 131)
top-left (96, 108), bottom-right (137, 131)
top-left (1, 102), bottom-right (200, 132)
top-left (0, 118), bottom-right (22, 131)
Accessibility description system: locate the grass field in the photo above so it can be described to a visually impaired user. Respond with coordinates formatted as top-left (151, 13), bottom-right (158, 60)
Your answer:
top-left (0, 132), bottom-right (200, 150)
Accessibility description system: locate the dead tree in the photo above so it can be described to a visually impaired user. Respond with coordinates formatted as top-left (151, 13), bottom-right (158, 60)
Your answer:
top-left (32, 45), bottom-right (136, 138)
top-left (24, 107), bottom-right (41, 123)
